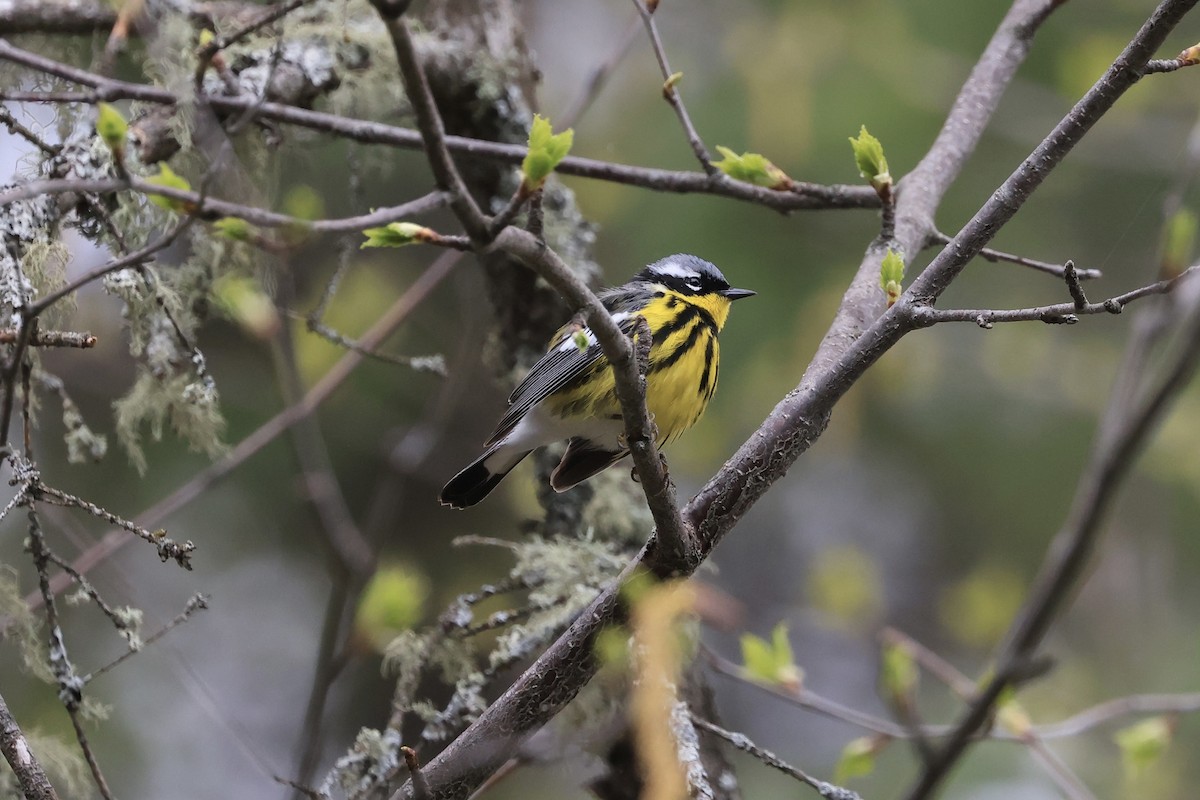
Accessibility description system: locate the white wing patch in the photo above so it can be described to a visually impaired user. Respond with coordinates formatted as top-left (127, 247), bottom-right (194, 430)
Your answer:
top-left (554, 310), bottom-right (632, 352)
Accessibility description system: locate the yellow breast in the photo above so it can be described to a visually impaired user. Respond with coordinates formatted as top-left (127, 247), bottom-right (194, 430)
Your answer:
top-left (542, 288), bottom-right (732, 445)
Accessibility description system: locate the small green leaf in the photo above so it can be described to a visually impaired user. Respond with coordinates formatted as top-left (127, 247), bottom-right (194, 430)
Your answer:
top-left (1115, 716), bottom-right (1174, 779)
top-left (212, 274), bottom-right (279, 340)
top-left (572, 329), bottom-right (590, 351)
top-left (880, 641), bottom-right (918, 704)
top-left (96, 103), bottom-right (128, 156)
top-left (361, 222), bottom-right (435, 249)
top-left (213, 217), bottom-right (252, 242)
top-left (595, 626), bottom-right (631, 671)
top-left (1161, 209), bottom-right (1196, 278)
top-left (879, 249), bottom-right (905, 307)
top-left (834, 736), bottom-right (880, 783)
top-left (740, 622), bottom-right (802, 692)
top-left (521, 114), bottom-right (574, 190)
top-left (849, 125), bottom-right (891, 191)
top-left (144, 163), bottom-right (193, 212)
top-left (710, 146), bottom-right (794, 190)
top-left (354, 563), bottom-right (431, 653)
top-left (808, 544), bottom-right (882, 627)
top-left (283, 184), bottom-right (323, 221)
top-left (996, 691), bottom-right (1032, 738)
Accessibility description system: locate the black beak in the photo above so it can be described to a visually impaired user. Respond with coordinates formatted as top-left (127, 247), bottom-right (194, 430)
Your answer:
top-left (720, 287), bottom-right (756, 300)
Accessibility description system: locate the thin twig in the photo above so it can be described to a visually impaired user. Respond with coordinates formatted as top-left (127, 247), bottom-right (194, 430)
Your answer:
top-left (299, 317), bottom-right (446, 373)
top-left (33, 483), bottom-right (195, 569)
top-left (690, 715), bottom-right (863, 800)
top-left (272, 265), bottom-right (378, 794)
top-left (372, 9), bottom-right (490, 242)
top-left (66, 709), bottom-right (114, 800)
top-left (0, 105), bottom-right (59, 155)
top-left (43, 550), bottom-right (132, 636)
top-left (84, 594), bottom-right (210, 682)
top-left (880, 628), bottom-right (976, 699)
top-left (1024, 738), bottom-right (1097, 800)
top-left (28, 217), bottom-right (191, 316)
top-left (0, 329), bottom-right (97, 347)
top-left (559, 12), bottom-right (643, 128)
top-left (908, 264), bottom-right (1198, 328)
top-left (402, 747), bottom-right (431, 800)
top-left (1036, 693), bottom-right (1200, 738)
top-left (631, 0), bottom-right (715, 174)
top-left (0, 177), bottom-right (451, 237)
top-left (25, 505), bottom-right (113, 799)
top-left (199, 0), bottom-right (313, 61)
top-left (1063, 260), bottom-right (1089, 309)
top-left (927, 230), bottom-right (1102, 280)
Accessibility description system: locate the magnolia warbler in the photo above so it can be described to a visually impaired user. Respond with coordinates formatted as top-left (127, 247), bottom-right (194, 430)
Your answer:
top-left (439, 254), bottom-right (754, 508)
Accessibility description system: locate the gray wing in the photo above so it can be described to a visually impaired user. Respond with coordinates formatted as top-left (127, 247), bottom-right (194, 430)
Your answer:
top-left (485, 307), bottom-right (640, 447)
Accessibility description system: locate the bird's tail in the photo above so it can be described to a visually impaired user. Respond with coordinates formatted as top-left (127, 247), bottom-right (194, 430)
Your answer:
top-left (438, 446), bottom-right (532, 509)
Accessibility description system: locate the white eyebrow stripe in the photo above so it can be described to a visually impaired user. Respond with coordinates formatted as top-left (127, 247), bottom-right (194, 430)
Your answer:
top-left (648, 261), bottom-right (699, 280)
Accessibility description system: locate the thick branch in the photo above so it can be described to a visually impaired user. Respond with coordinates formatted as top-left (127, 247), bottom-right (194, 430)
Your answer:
top-left (0, 692), bottom-right (59, 800)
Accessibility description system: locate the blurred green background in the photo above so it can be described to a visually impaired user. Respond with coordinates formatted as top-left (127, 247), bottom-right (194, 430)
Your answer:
top-left (3, 1), bottom-right (1200, 798)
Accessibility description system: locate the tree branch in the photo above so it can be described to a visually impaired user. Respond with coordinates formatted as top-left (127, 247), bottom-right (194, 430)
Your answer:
top-left (369, 9), bottom-right (490, 242)
top-left (0, 691), bottom-right (59, 800)
top-left (388, 1), bottom-right (1200, 796)
top-left (908, 265), bottom-right (1198, 328)
top-left (0, 40), bottom-right (878, 213)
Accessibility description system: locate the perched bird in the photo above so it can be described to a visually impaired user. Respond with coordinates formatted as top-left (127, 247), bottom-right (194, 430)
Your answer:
top-left (439, 254), bottom-right (754, 508)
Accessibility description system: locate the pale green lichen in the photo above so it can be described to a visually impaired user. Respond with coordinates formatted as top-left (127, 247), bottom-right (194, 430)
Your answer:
top-left (105, 223), bottom-right (245, 471)
top-left (115, 606), bottom-right (144, 650)
top-left (113, 368), bottom-right (226, 474)
top-left (0, 563), bottom-right (53, 683)
top-left (579, 468), bottom-right (655, 545)
top-left (51, 380), bottom-right (108, 463)
top-left (483, 534), bottom-right (627, 671)
top-left (381, 629), bottom-right (429, 704)
top-left (320, 726), bottom-right (403, 798)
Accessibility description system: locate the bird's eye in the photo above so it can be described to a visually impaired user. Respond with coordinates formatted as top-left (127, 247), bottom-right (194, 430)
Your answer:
top-left (685, 278), bottom-right (701, 292)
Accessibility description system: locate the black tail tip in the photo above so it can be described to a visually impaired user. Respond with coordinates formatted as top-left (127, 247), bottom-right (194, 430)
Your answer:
top-left (438, 461), bottom-right (505, 509)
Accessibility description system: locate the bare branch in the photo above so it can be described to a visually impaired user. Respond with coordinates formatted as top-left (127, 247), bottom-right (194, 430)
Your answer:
top-left (370, 9), bottom-right (490, 242)
top-left (0, 40), bottom-right (877, 213)
top-left (631, 0), bottom-right (715, 174)
top-left (927, 231), bottom-right (1103, 280)
top-left (402, 747), bottom-right (430, 800)
top-left (0, 177), bottom-right (451, 236)
top-left (0, 329), bottom-right (97, 348)
top-left (1036, 693), bottom-right (1200, 739)
top-left (0, 691), bottom-right (60, 800)
top-left (84, 594), bottom-right (209, 682)
top-left (909, 265), bottom-right (1198, 328)
top-left (690, 715), bottom-right (862, 800)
